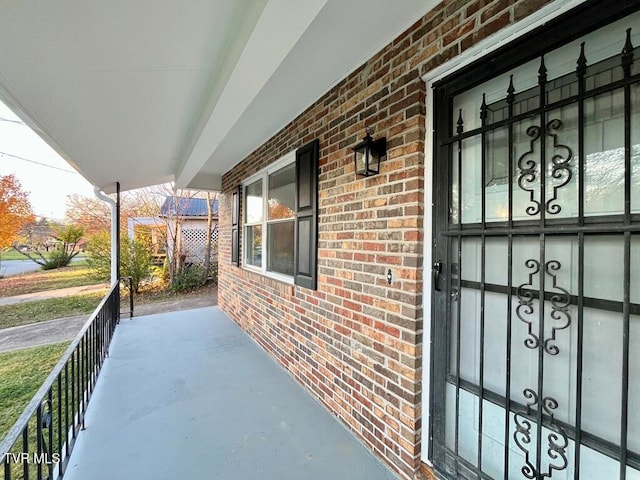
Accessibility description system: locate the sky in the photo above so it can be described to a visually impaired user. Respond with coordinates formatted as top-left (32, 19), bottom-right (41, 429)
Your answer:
top-left (0, 101), bottom-right (95, 221)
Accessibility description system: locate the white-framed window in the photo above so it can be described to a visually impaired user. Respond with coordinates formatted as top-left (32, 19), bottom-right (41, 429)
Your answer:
top-left (243, 151), bottom-right (296, 283)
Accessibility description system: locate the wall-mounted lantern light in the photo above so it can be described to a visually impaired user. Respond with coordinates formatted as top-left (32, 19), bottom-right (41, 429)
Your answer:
top-left (353, 129), bottom-right (386, 177)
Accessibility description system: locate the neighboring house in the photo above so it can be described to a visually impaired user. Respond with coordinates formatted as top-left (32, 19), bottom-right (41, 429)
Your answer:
top-left (22, 224), bottom-right (57, 250)
top-left (1, 2), bottom-right (638, 479)
top-left (159, 196), bottom-right (219, 267)
top-left (129, 196), bottom-right (219, 267)
top-left (126, 216), bottom-right (167, 261)
top-left (20, 224), bottom-right (88, 252)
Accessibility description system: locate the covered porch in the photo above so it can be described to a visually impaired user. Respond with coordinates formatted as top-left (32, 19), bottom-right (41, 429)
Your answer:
top-left (61, 307), bottom-right (398, 480)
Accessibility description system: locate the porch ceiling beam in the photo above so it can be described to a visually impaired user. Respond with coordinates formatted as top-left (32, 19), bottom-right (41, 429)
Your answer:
top-left (175, 0), bottom-right (329, 189)
top-left (186, 172), bottom-right (222, 192)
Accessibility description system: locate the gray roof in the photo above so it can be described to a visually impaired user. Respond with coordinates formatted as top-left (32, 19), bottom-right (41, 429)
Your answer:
top-left (160, 197), bottom-right (218, 218)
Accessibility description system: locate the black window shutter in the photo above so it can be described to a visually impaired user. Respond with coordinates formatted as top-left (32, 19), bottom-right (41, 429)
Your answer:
top-left (231, 186), bottom-right (240, 266)
top-left (295, 139), bottom-right (319, 289)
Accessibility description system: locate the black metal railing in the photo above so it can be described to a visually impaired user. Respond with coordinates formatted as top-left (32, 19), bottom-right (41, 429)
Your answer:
top-left (0, 281), bottom-right (120, 480)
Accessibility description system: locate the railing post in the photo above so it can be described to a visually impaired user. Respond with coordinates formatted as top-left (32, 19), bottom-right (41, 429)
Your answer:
top-left (119, 276), bottom-right (134, 319)
top-left (129, 277), bottom-right (134, 318)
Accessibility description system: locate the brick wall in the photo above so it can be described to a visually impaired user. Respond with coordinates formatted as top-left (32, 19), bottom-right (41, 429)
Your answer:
top-left (219, 0), bottom-right (553, 478)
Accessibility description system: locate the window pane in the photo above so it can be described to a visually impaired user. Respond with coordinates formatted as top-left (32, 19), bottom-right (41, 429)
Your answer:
top-left (245, 225), bottom-right (262, 268)
top-left (268, 164), bottom-right (295, 220)
top-left (267, 221), bottom-right (294, 276)
top-left (245, 180), bottom-right (263, 223)
top-left (584, 89), bottom-right (626, 216)
top-left (461, 136), bottom-right (482, 224)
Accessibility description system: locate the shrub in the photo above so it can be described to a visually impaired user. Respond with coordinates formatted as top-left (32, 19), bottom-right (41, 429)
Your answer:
top-left (85, 231), bottom-right (111, 280)
top-left (170, 264), bottom-right (205, 293)
top-left (121, 237), bottom-right (152, 293)
top-left (41, 248), bottom-right (72, 270)
top-left (86, 232), bottom-right (152, 293)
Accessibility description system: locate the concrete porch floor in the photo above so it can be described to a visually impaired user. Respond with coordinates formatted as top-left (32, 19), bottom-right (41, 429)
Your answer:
top-left (63, 307), bottom-right (399, 480)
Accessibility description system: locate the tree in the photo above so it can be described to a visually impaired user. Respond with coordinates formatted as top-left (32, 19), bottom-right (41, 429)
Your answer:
top-left (65, 193), bottom-right (110, 236)
top-left (129, 184), bottom-right (201, 283)
top-left (0, 174), bottom-right (34, 249)
top-left (203, 191), bottom-right (213, 277)
top-left (65, 192), bottom-right (145, 237)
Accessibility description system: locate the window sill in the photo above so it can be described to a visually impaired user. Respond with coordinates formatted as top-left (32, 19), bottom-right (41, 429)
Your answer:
top-left (241, 265), bottom-right (295, 288)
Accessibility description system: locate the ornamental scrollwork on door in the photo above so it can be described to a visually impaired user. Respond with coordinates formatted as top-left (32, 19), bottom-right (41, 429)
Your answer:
top-left (541, 397), bottom-right (569, 478)
top-left (513, 388), bottom-right (538, 480)
top-left (513, 390), bottom-right (569, 479)
top-left (514, 257), bottom-right (571, 478)
top-left (516, 258), bottom-right (572, 353)
top-left (544, 119), bottom-right (573, 215)
top-left (544, 260), bottom-right (572, 355)
top-left (516, 259), bottom-right (541, 349)
top-left (516, 118), bottom-right (573, 216)
top-left (516, 126), bottom-right (542, 216)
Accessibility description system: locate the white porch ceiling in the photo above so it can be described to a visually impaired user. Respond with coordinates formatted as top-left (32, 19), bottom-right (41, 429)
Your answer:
top-left (0, 0), bottom-right (432, 193)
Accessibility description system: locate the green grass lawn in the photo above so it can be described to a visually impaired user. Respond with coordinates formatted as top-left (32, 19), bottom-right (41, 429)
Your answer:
top-left (0, 249), bottom-right (87, 262)
top-left (0, 291), bottom-right (106, 329)
top-left (0, 249), bottom-right (34, 261)
top-left (0, 265), bottom-right (101, 297)
top-left (0, 293), bottom-right (106, 329)
top-left (0, 342), bottom-right (69, 440)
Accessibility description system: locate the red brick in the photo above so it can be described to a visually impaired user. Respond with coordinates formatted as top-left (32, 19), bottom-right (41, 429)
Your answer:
top-left (514, 0), bottom-right (554, 22)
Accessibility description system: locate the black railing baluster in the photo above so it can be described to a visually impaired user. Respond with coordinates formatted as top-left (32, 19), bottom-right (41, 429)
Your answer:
top-left (57, 376), bottom-right (62, 477)
top-left (47, 390), bottom-right (53, 480)
top-left (64, 362), bottom-right (69, 458)
top-left (37, 407), bottom-right (41, 480)
top-left (87, 326), bottom-right (92, 392)
top-left (81, 335), bottom-right (86, 430)
top-left (81, 341), bottom-right (85, 424)
top-left (22, 426), bottom-right (28, 480)
top-left (90, 323), bottom-right (95, 390)
top-left (97, 318), bottom-right (101, 370)
top-left (71, 351), bottom-right (76, 440)
top-left (3, 452), bottom-right (9, 479)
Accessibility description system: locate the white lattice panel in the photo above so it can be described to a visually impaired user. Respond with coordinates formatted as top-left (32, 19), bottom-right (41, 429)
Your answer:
top-left (181, 225), bottom-right (218, 268)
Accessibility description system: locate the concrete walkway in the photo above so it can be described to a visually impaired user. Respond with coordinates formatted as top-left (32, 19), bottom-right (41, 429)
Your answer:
top-left (63, 307), bottom-right (399, 480)
top-left (0, 283), bottom-right (109, 306)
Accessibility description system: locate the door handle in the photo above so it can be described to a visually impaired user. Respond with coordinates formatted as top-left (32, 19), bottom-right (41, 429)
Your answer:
top-left (432, 261), bottom-right (442, 291)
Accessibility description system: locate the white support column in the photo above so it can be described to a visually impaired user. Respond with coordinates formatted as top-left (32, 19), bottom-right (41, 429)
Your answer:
top-left (94, 187), bottom-right (118, 285)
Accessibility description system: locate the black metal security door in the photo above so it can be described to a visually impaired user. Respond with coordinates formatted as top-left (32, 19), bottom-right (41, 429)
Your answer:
top-left (431, 3), bottom-right (640, 479)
